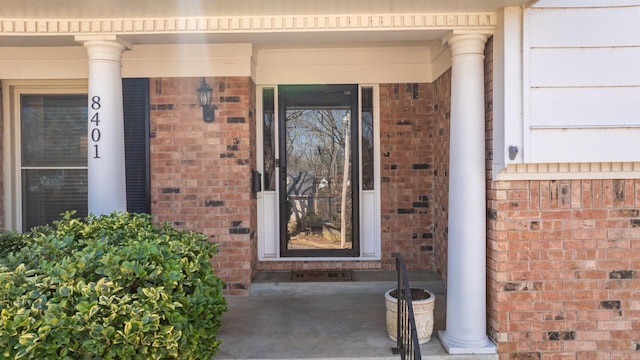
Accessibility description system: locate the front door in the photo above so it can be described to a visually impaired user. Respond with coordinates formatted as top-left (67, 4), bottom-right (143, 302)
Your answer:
top-left (278, 85), bottom-right (360, 257)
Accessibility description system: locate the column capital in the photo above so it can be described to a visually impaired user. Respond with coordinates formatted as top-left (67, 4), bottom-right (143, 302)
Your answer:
top-left (75, 35), bottom-right (131, 62)
top-left (443, 31), bottom-right (491, 57)
top-left (75, 35), bottom-right (132, 49)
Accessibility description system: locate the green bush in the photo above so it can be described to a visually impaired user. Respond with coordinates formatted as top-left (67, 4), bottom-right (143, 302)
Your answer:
top-left (0, 230), bottom-right (24, 256)
top-left (0, 212), bottom-right (227, 359)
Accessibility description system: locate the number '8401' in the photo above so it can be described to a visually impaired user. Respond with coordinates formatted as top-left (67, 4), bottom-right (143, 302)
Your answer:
top-left (90, 96), bottom-right (101, 159)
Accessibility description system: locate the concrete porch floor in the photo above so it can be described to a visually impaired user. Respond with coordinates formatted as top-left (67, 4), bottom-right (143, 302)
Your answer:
top-left (216, 271), bottom-right (497, 360)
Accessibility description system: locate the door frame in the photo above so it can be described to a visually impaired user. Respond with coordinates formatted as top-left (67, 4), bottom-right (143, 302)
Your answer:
top-left (256, 84), bottom-right (381, 261)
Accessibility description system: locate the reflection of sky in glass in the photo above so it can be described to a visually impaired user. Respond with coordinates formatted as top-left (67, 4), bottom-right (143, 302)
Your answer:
top-left (286, 109), bottom-right (350, 177)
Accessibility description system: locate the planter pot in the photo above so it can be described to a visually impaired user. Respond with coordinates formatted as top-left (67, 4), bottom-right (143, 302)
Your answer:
top-left (385, 288), bottom-right (435, 344)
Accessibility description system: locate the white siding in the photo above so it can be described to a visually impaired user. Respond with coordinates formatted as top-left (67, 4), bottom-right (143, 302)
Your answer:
top-left (530, 48), bottom-right (640, 87)
top-left (523, 3), bottom-right (640, 163)
top-left (529, 129), bottom-right (640, 163)
top-left (527, 6), bottom-right (640, 47)
top-left (530, 87), bottom-right (640, 128)
top-left (532, 0), bottom-right (640, 9)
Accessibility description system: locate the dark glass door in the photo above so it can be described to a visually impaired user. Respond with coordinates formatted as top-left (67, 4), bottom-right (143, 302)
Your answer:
top-left (278, 85), bottom-right (359, 257)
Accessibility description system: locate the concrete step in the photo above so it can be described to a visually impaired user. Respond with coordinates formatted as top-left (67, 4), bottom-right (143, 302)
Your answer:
top-left (250, 270), bottom-right (446, 297)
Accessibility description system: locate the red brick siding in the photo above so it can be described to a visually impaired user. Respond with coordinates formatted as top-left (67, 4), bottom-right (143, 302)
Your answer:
top-left (432, 70), bottom-right (452, 281)
top-left (485, 36), bottom-right (494, 184)
top-left (485, 36), bottom-right (501, 353)
top-left (149, 77), bottom-right (256, 295)
top-left (0, 83), bottom-right (3, 228)
top-left (487, 180), bottom-right (640, 360)
top-left (248, 80), bottom-right (258, 283)
top-left (484, 37), bottom-right (640, 359)
top-left (379, 83), bottom-right (435, 271)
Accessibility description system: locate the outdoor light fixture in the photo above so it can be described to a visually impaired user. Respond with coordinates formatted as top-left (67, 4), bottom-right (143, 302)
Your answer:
top-left (197, 77), bottom-right (216, 123)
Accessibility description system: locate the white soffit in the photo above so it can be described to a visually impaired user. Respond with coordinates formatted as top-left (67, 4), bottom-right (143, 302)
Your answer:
top-left (0, 0), bottom-right (531, 47)
top-left (0, 14), bottom-right (498, 45)
top-left (1, 0), bottom-right (532, 18)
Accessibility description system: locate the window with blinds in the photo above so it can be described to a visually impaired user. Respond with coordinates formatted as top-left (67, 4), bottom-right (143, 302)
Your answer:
top-left (19, 79), bottom-right (150, 231)
top-left (20, 94), bottom-right (88, 230)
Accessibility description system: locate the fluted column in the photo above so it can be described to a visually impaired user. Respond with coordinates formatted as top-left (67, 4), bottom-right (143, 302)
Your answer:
top-left (76, 36), bottom-right (130, 215)
top-left (437, 32), bottom-right (496, 355)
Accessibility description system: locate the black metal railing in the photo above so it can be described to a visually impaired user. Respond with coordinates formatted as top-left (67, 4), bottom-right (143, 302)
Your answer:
top-left (391, 255), bottom-right (422, 360)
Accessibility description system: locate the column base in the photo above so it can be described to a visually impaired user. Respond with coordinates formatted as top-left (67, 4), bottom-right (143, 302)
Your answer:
top-left (438, 330), bottom-right (497, 355)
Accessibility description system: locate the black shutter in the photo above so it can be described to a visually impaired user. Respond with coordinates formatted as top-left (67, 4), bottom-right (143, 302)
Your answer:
top-left (122, 78), bottom-right (150, 213)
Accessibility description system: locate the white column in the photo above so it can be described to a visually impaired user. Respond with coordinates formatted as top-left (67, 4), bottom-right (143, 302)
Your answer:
top-left (76, 36), bottom-right (130, 215)
top-left (438, 32), bottom-right (496, 354)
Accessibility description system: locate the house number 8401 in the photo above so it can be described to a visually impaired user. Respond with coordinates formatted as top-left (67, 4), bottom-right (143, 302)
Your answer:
top-left (90, 96), bottom-right (101, 159)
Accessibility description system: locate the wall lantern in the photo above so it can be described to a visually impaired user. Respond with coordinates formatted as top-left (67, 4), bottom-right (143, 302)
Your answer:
top-left (197, 78), bottom-right (216, 123)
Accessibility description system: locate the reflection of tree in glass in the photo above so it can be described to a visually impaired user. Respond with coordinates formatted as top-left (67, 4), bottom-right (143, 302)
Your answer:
top-left (262, 108), bottom-right (276, 190)
top-left (361, 87), bottom-right (375, 191)
top-left (361, 113), bottom-right (374, 190)
top-left (286, 109), bottom-right (348, 180)
top-left (286, 109), bottom-right (353, 248)
top-left (262, 89), bottom-right (276, 191)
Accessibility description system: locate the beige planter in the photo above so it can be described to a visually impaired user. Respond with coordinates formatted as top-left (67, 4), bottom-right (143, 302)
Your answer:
top-left (385, 288), bottom-right (435, 344)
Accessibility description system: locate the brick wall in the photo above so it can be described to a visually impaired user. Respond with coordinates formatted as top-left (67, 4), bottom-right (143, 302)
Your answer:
top-left (379, 83), bottom-right (435, 271)
top-left (432, 70), bottom-right (452, 281)
top-left (0, 83), bottom-right (3, 228)
top-left (149, 77), bottom-right (257, 296)
top-left (487, 180), bottom-right (640, 360)
top-left (485, 39), bottom-right (640, 359)
top-left (248, 80), bottom-right (258, 282)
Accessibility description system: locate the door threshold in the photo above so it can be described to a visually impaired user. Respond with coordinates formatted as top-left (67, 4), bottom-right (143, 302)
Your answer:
top-left (250, 270), bottom-right (445, 297)
top-left (258, 256), bottom-right (380, 261)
